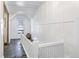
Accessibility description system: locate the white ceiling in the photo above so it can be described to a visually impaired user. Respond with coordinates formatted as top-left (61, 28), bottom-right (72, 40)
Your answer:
top-left (5, 1), bottom-right (44, 19)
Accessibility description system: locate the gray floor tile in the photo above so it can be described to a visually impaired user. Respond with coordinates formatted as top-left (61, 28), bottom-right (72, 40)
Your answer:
top-left (4, 39), bottom-right (27, 58)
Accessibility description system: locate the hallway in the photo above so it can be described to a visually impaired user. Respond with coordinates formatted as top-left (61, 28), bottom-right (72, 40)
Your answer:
top-left (0, 1), bottom-right (79, 58)
top-left (4, 39), bottom-right (27, 58)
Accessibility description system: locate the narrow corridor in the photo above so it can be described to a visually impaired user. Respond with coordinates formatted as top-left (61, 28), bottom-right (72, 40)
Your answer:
top-left (4, 39), bottom-right (27, 58)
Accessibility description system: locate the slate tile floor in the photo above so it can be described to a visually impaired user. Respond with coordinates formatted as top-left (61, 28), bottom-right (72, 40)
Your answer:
top-left (4, 39), bottom-right (27, 58)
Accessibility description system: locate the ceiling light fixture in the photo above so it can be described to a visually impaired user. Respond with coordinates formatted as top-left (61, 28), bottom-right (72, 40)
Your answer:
top-left (16, 1), bottom-right (24, 6)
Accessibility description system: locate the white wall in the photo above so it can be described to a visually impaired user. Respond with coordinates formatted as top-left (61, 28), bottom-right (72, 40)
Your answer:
top-left (31, 1), bottom-right (79, 57)
top-left (9, 17), bottom-right (18, 39)
top-left (0, 1), bottom-right (3, 58)
top-left (31, 2), bottom-right (64, 43)
top-left (24, 18), bottom-right (31, 35)
top-left (62, 2), bottom-right (79, 57)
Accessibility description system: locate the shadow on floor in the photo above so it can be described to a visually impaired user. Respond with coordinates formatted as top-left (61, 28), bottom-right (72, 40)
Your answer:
top-left (4, 39), bottom-right (27, 58)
